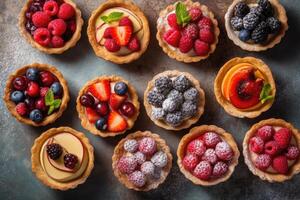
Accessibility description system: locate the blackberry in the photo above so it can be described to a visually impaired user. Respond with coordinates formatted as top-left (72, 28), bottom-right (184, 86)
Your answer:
top-left (230, 17), bottom-right (243, 31)
top-left (234, 2), bottom-right (250, 18)
top-left (165, 111), bottom-right (183, 127)
top-left (267, 17), bottom-right (281, 33)
top-left (181, 101), bottom-right (197, 118)
top-left (239, 29), bottom-right (251, 42)
top-left (147, 90), bottom-right (165, 107)
top-left (243, 12), bottom-right (260, 30)
top-left (64, 153), bottom-right (78, 169)
top-left (251, 21), bottom-right (269, 43)
top-left (173, 75), bottom-right (191, 92)
top-left (250, 6), bottom-right (266, 21)
top-left (162, 98), bottom-right (180, 113)
top-left (167, 89), bottom-right (184, 105)
top-left (258, 0), bottom-right (274, 17)
top-left (151, 107), bottom-right (165, 120)
top-left (183, 87), bottom-right (199, 102)
top-left (154, 76), bottom-right (172, 94)
top-left (46, 143), bottom-right (63, 160)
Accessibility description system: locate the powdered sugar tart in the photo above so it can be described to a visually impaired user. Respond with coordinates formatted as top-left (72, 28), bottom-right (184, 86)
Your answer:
top-left (156, 0), bottom-right (219, 63)
top-left (144, 70), bottom-right (205, 131)
top-left (87, 0), bottom-right (150, 64)
top-left (177, 125), bottom-right (240, 186)
top-left (112, 131), bottom-right (172, 191)
top-left (76, 75), bottom-right (139, 137)
top-left (243, 118), bottom-right (300, 182)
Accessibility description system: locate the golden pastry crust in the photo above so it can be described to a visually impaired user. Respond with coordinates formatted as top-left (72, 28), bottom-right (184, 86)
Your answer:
top-left (19, 0), bottom-right (83, 54)
top-left (177, 125), bottom-right (240, 186)
top-left (214, 57), bottom-right (276, 118)
top-left (156, 0), bottom-right (220, 63)
top-left (243, 118), bottom-right (300, 182)
top-left (144, 70), bottom-right (205, 131)
top-left (76, 75), bottom-right (140, 137)
top-left (225, 0), bottom-right (288, 52)
top-left (87, 0), bottom-right (150, 64)
top-left (112, 130), bottom-right (173, 191)
top-left (3, 63), bottom-right (70, 126)
top-left (31, 127), bottom-right (94, 190)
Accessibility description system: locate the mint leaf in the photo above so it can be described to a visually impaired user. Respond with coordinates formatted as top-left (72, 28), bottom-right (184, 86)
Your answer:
top-left (45, 90), bottom-right (54, 106)
top-left (48, 105), bottom-right (55, 115)
top-left (101, 12), bottom-right (123, 24)
top-left (175, 2), bottom-right (191, 27)
top-left (259, 83), bottom-right (274, 104)
top-left (53, 99), bottom-right (62, 109)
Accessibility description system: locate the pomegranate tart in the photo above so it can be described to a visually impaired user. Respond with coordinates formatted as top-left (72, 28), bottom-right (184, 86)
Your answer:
top-left (87, 0), bottom-right (150, 64)
top-left (214, 57), bottom-right (276, 118)
top-left (19, 0), bottom-right (83, 54)
top-left (112, 131), bottom-right (172, 191)
top-left (3, 63), bottom-right (70, 126)
top-left (77, 75), bottom-right (140, 137)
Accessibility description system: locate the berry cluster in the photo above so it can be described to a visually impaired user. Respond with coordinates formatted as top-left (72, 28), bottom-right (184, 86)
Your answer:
top-left (249, 125), bottom-right (299, 174)
top-left (231, 0), bottom-right (281, 43)
top-left (25, 0), bottom-right (76, 47)
top-left (182, 132), bottom-right (234, 180)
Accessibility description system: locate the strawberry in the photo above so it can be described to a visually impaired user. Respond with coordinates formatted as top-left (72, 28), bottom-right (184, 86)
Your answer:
top-left (109, 93), bottom-right (127, 110)
top-left (272, 155), bottom-right (288, 174)
top-left (167, 13), bottom-right (181, 30)
top-left (163, 28), bottom-right (181, 47)
top-left (107, 111), bottom-right (128, 132)
top-left (110, 26), bottom-right (132, 46)
top-left (274, 128), bottom-right (291, 149)
top-left (86, 107), bottom-right (100, 123)
top-left (88, 80), bottom-right (111, 102)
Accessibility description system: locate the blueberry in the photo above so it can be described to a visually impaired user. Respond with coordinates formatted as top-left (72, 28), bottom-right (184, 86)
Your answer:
top-left (239, 29), bottom-right (251, 42)
top-left (26, 68), bottom-right (39, 81)
top-left (114, 82), bottom-right (128, 95)
top-left (50, 82), bottom-right (62, 95)
top-left (10, 91), bottom-right (25, 103)
top-left (29, 109), bottom-right (43, 122)
top-left (95, 118), bottom-right (107, 131)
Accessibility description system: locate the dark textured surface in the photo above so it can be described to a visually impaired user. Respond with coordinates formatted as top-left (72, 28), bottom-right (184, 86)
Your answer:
top-left (1, 0), bottom-right (300, 199)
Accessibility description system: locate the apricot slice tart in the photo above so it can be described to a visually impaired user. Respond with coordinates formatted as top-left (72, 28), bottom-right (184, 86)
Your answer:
top-left (177, 125), bottom-right (240, 186)
top-left (144, 70), bottom-right (205, 131)
top-left (3, 63), bottom-right (70, 126)
top-left (214, 57), bottom-right (276, 118)
top-left (112, 131), bottom-right (172, 191)
top-left (87, 0), bottom-right (150, 64)
top-left (243, 118), bottom-right (300, 182)
top-left (31, 127), bottom-right (94, 190)
top-left (156, 0), bottom-right (220, 63)
top-left (76, 75), bottom-right (140, 137)
top-left (19, 0), bottom-right (83, 54)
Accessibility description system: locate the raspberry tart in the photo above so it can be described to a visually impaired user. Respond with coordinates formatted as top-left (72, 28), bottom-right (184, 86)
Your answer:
top-left (243, 118), bottom-right (300, 182)
top-left (3, 63), bottom-right (70, 126)
top-left (214, 57), bottom-right (276, 118)
top-left (87, 0), bottom-right (150, 64)
top-left (144, 70), bottom-right (205, 131)
top-left (177, 125), bottom-right (240, 186)
top-left (225, 0), bottom-right (288, 51)
top-left (19, 0), bottom-right (83, 54)
top-left (156, 0), bottom-right (219, 63)
top-left (31, 127), bottom-right (94, 190)
top-left (76, 75), bottom-right (140, 137)
top-left (112, 131), bottom-right (172, 191)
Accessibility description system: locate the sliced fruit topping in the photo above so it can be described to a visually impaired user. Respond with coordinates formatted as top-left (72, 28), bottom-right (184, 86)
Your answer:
top-left (86, 107), bottom-right (100, 124)
top-left (95, 102), bottom-right (109, 116)
top-left (63, 153), bottom-right (78, 169)
top-left (110, 26), bottom-right (132, 46)
top-left (107, 111), bottom-right (128, 132)
top-left (114, 81), bottom-right (128, 95)
top-left (46, 143), bottom-right (63, 160)
top-left (120, 102), bottom-right (135, 117)
top-left (88, 80), bottom-right (111, 101)
top-left (109, 93), bottom-right (127, 110)
top-left (163, 28), bottom-right (181, 47)
top-left (80, 94), bottom-right (95, 107)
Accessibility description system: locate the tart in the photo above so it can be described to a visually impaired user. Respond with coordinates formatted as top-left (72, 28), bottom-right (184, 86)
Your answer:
top-left (3, 63), bottom-right (70, 126)
top-left (243, 118), bottom-right (300, 182)
top-left (144, 70), bottom-right (205, 131)
top-left (19, 0), bottom-right (83, 54)
top-left (31, 127), bottom-right (94, 190)
top-left (87, 0), bottom-right (150, 64)
top-left (177, 125), bottom-right (239, 186)
top-left (225, 0), bottom-right (288, 51)
top-left (214, 57), bottom-right (276, 118)
top-left (156, 0), bottom-right (220, 63)
top-left (76, 75), bottom-right (140, 137)
top-left (112, 131), bottom-right (172, 191)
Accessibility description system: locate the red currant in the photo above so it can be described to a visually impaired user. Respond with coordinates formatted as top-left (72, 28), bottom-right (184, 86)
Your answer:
top-left (95, 102), bottom-right (109, 116)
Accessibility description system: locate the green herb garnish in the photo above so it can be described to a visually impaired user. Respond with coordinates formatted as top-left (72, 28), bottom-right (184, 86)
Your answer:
top-left (259, 83), bottom-right (274, 104)
top-left (175, 2), bottom-right (191, 27)
top-left (101, 12), bottom-right (124, 24)
top-left (45, 89), bottom-right (62, 115)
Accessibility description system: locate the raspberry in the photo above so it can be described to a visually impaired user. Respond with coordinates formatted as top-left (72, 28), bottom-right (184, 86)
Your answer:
top-left (257, 125), bottom-right (274, 141)
top-left (167, 13), bottom-right (181, 30)
top-left (199, 29), bottom-right (214, 44)
top-left (212, 161), bottom-right (228, 177)
top-left (46, 143), bottom-right (63, 160)
top-left (117, 155), bottom-right (137, 174)
top-left (198, 17), bottom-right (212, 30)
top-left (119, 17), bottom-right (133, 28)
top-left (182, 154), bottom-right (199, 171)
top-left (127, 36), bottom-right (140, 52)
top-left (67, 20), bottom-right (76, 33)
top-left (201, 148), bottom-right (218, 165)
top-left (249, 136), bottom-right (264, 154)
top-left (138, 137), bottom-right (157, 156)
top-left (123, 139), bottom-right (138, 153)
top-left (264, 141), bottom-right (280, 156)
top-left (203, 132), bottom-right (221, 148)
top-left (58, 3), bottom-right (75, 20)
top-left (215, 141), bottom-right (233, 161)
top-left (128, 171), bottom-right (146, 187)
top-left (182, 23), bottom-right (199, 40)
top-left (193, 39), bottom-right (209, 56)
top-left (33, 28), bottom-right (51, 46)
top-left (285, 145), bottom-right (300, 160)
top-left (48, 19), bottom-right (67, 36)
top-left (104, 39), bottom-right (121, 52)
top-left (133, 151), bottom-right (146, 165)
top-left (272, 155), bottom-right (288, 174)
top-left (178, 35), bottom-right (193, 53)
top-left (186, 139), bottom-right (206, 157)
top-left (63, 153), bottom-right (78, 169)
top-left (274, 128), bottom-right (291, 149)
top-left (255, 154), bottom-right (271, 171)
top-left (103, 27), bottom-right (113, 38)
top-left (193, 161), bottom-right (212, 180)
top-left (43, 1), bottom-right (59, 16)
top-left (163, 28), bottom-right (181, 47)
top-left (189, 7), bottom-right (202, 22)
top-left (140, 161), bottom-right (155, 176)
top-left (32, 11), bottom-right (51, 28)
top-left (16, 102), bottom-right (28, 116)
top-left (151, 151), bottom-right (168, 168)
top-left (51, 36), bottom-right (64, 48)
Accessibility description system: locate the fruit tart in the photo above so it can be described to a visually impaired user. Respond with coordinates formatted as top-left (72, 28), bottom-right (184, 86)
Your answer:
top-left (156, 0), bottom-right (220, 63)
top-left (19, 0), bottom-right (83, 54)
top-left (112, 131), bottom-right (172, 191)
top-left (243, 118), bottom-right (300, 182)
top-left (87, 0), bottom-right (150, 64)
top-left (3, 63), bottom-right (70, 126)
top-left (144, 70), bottom-right (205, 131)
top-left (225, 0), bottom-right (288, 51)
top-left (214, 57), bottom-right (276, 118)
top-left (31, 127), bottom-right (94, 190)
top-left (177, 125), bottom-right (240, 186)
top-left (77, 75), bottom-right (140, 137)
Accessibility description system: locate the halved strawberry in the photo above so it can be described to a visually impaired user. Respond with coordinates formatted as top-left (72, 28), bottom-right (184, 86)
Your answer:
top-left (86, 107), bottom-right (100, 123)
top-left (110, 26), bottom-right (132, 46)
top-left (88, 80), bottom-right (111, 101)
top-left (109, 93), bottom-right (127, 110)
top-left (107, 111), bottom-right (128, 132)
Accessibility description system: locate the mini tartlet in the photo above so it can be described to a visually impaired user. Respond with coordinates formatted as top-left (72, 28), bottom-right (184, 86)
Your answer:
top-left (156, 0), bottom-right (219, 63)
top-left (144, 70), bottom-right (205, 131)
top-left (3, 63), bottom-right (70, 126)
top-left (243, 118), bottom-right (300, 182)
top-left (112, 131), bottom-right (172, 191)
top-left (177, 125), bottom-right (240, 186)
top-left (77, 75), bottom-right (140, 137)
top-left (31, 127), bottom-right (94, 190)
top-left (225, 0), bottom-right (288, 51)
top-left (87, 0), bottom-right (150, 64)
top-left (19, 0), bottom-right (83, 54)
top-left (214, 57), bottom-right (276, 118)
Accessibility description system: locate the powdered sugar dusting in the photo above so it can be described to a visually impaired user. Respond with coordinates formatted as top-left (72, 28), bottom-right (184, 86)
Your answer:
top-left (201, 148), bottom-right (218, 165)
top-left (133, 151), bottom-right (146, 165)
top-left (203, 132), bottom-right (221, 148)
top-left (151, 151), bottom-right (168, 168)
top-left (215, 141), bottom-right (233, 161)
top-left (128, 170), bottom-right (146, 187)
top-left (193, 161), bottom-right (212, 180)
top-left (212, 161), bottom-right (228, 177)
top-left (117, 155), bottom-right (138, 174)
top-left (187, 139), bottom-right (206, 156)
top-left (138, 137), bottom-right (157, 155)
top-left (124, 139), bottom-right (139, 153)
top-left (141, 161), bottom-right (155, 176)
